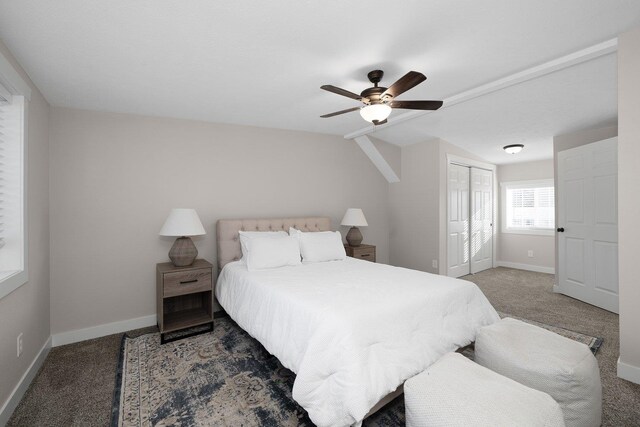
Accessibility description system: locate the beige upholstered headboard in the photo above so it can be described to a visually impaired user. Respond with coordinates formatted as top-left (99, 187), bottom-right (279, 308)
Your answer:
top-left (216, 217), bottom-right (332, 271)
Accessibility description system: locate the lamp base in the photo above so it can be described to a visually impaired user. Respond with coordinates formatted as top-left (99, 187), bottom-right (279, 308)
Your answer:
top-left (346, 226), bottom-right (363, 247)
top-left (169, 236), bottom-right (198, 267)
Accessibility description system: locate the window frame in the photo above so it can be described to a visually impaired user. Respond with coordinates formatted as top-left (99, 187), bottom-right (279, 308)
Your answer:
top-left (0, 50), bottom-right (30, 300)
top-left (500, 179), bottom-right (555, 237)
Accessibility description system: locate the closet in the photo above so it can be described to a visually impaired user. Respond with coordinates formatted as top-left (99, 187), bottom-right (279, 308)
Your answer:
top-left (447, 163), bottom-right (494, 277)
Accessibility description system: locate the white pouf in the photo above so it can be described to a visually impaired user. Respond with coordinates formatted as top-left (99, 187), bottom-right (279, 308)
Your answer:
top-left (404, 352), bottom-right (565, 427)
top-left (475, 318), bottom-right (602, 427)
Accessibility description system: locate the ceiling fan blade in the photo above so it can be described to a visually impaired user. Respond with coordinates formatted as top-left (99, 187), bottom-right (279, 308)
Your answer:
top-left (381, 71), bottom-right (427, 99)
top-left (320, 85), bottom-right (363, 101)
top-left (320, 106), bottom-right (361, 118)
top-left (389, 100), bottom-right (443, 110)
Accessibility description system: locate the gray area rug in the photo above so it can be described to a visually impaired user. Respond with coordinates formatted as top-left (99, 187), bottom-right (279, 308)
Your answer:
top-left (112, 315), bottom-right (603, 426)
top-left (498, 312), bottom-right (603, 355)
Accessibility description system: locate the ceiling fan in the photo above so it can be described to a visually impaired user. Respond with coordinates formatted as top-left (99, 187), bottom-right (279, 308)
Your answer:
top-left (320, 70), bottom-right (443, 125)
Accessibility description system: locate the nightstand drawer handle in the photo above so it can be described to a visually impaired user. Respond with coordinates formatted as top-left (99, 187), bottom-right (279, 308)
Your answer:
top-left (361, 254), bottom-right (370, 257)
top-left (180, 279), bottom-right (198, 285)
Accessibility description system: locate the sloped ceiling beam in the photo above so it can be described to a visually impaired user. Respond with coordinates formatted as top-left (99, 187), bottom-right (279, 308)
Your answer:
top-left (354, 135), bottom-right (400, 183)
top-left (344, 38), bottom-right (618, 140)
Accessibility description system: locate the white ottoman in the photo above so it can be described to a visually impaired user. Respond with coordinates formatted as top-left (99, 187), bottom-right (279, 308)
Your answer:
top-left (404, 352), bottom-right (565, 427)
top-left (475, 318), bottom-right (602, 427)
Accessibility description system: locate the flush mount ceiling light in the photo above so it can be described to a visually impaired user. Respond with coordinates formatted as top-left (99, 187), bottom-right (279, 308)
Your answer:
top-left (503, 144), bottom-right (524, 154)
top-left (359, 103), bottom-right (392, 124)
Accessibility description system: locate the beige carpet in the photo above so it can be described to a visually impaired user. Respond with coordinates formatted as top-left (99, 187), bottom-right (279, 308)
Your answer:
top-left (462, 267), bottom-right (640, 427)
top-left (8, 267), bottom-right (640, 426)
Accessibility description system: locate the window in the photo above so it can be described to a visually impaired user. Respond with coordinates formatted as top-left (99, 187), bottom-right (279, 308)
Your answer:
top-left (0, 61), bottom-right (28, 299)
top-left (501, 179), bottom-right (555, 236)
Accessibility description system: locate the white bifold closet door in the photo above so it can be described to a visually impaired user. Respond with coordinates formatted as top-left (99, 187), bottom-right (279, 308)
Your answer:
top-left (447, 164), bottom-right (471, 277)
top-left (557, 137), bottom-right (618, 313)
top-left (470, 168), bottom-right (493, 274)
top-left (447, 164), bottom-right (493, 278)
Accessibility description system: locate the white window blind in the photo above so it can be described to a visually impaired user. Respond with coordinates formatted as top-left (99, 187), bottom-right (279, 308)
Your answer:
top-left (501, 180), bottom-right (555, 235)
top-left (0, 88), bottom-right (8, 249)
top-left (0, 88), bottom-right (25, 274)
top-left (0, 53), bottom-right (29, 299)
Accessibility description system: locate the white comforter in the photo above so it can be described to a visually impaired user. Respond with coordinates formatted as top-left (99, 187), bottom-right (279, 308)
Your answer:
top-left (216, 258), bottom-right (499, 427)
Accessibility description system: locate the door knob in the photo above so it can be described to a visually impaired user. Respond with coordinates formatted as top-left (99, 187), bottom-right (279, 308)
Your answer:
top-left (557, 227), bottom-right (565, 232)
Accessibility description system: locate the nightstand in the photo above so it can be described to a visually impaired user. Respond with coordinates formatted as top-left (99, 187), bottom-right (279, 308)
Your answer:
top-left (156, 259), bottom-right (214, 344)
top-left (344, 244), bottom-right (376, 262)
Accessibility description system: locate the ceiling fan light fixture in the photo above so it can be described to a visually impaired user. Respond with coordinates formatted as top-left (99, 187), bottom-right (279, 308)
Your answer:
top-left (360, 103), bottom-right (392, 124)
top-left (503, 144), bottom-right (524, 154)
top-left (321, 70), bottom-right (441, 121)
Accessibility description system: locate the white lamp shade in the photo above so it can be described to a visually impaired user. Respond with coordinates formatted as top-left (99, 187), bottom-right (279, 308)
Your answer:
top-left (159, 208), bottom-right (206, 236)
top-left (341, 208), bottom-right (368, 227)
top-left (359, 104), bottom-right (392, 123)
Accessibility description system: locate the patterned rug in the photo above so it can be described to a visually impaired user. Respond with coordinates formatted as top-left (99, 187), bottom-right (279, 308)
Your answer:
top-left (111, 315), bottom-right (603, 426)
top-left (498, 312), bottom-right (603, 355)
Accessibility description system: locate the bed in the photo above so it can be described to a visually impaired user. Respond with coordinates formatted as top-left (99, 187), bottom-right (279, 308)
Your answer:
top-left (215, 217), bottom-right (500, 427)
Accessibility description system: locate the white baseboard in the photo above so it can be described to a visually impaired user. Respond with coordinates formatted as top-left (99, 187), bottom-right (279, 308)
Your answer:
top-left (497, 261), bottom-right (555, 274)
top-left (617, 357), bottom-right (640, 385)
top-left (51, 314), bottom-right (157, 347)
top-left (0, 336), bottom-right (52, 426)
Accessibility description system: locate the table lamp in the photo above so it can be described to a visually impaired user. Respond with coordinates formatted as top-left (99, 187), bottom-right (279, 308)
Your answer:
top-left (341, 208), bottom-right (368, 247)
top-left (159, 208), bottom-right (206, 267)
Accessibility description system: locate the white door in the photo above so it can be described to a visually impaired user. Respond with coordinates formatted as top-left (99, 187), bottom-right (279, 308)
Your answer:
top-left (447, 164), bottom-right (470, 277)
top-left (557, 137), bottom-right (618, 313)
top-left (470, 167), bottom-right (494, 273)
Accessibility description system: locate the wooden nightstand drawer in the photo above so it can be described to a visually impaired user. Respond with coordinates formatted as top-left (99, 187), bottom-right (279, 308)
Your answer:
top-left (163, 268), bottom-right (212, 297)
top-left (345, 244), bottom-right (376, 262)
top-left (157, 259), bottom-right (214, 344)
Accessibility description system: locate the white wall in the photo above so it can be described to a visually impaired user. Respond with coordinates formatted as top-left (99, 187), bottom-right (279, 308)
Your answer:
top-left (618, 26), bottom-right (640, 384)
top-left (388, 139), bottom-right (440, 272)
top-left (388, 138), bottom-right (489, 274)
top-left (553, 125), bottom-right (617, 153)
top-left (371, 136), bottom-right (401, 179)
top-left (497, 160), bottom-right (555, 272)
top-left (0, 40), bottom-right (50, 418)
top-left (49, 108), bottom-right (393, 336)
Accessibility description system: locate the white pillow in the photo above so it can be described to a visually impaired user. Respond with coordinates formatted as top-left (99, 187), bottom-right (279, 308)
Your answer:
top-left (289, 227), bottom-right (300, 240)
top-left (290, 228), bottom-right (346, 263)
top-left (245, 236), bottom-right (302, 271)
top-left (238, 230), bottom-right (288, 261)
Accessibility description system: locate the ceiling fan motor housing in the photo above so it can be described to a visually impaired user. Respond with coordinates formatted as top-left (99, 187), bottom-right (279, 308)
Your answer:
top-left (361, 86), bottom-right (387, 105)
top-left (367, 69), bottom-right (384, 85)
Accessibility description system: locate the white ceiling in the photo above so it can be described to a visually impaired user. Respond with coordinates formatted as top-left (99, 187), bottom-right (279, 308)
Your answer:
top-left (0, 0), bottom-right (638, 163)
top-left (371, 52), bottom-right (618, 164)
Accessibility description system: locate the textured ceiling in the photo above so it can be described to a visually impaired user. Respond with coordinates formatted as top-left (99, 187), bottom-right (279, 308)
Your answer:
top-left (0, 0), bottom-right (638, 162)
top-left (371, 53), bottom-right (618, 164)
